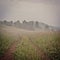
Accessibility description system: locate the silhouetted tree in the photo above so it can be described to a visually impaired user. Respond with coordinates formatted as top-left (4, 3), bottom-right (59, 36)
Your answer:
top-left (3, 20), bottom-right (8, 25)
top-left (8, 21), bottom-right (13, 26)
top-left (45, 25), bottom-right (49, 29)
top-left (35, 21), bottom-right (39, 28)
top-left (10, 21), bottom-right (13, 24)
top-left (23, 20), bottom-right (27, 24)
top-left (17, 20), bottom-right (20, 23)
top-left (14, 20), bottom-right (21, 27)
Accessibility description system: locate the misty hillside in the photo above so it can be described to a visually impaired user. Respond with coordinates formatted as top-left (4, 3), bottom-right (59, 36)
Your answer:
top-left (0, 20), bottom-right (59, 31)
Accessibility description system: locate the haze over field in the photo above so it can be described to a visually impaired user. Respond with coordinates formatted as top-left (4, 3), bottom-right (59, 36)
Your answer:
top-left (0, 0), bottom-right (60, 28)
top-left (0, 1), bottom-right (60, 60)
top-left (0, 25), bottom-right (60, 60)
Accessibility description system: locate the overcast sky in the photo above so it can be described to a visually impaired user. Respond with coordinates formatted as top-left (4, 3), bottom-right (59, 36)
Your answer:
top-left (0, 0), bottom-right (60, 28)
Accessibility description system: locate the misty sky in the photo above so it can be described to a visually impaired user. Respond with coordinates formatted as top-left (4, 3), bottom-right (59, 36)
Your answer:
top-left (0, 0), bottom-right (60, 28)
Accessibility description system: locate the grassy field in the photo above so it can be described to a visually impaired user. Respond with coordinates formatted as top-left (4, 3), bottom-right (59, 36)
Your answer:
top-left (0, 25), bottom-right (60, 60)
top-left (0, 26), bottom-right (17, 57)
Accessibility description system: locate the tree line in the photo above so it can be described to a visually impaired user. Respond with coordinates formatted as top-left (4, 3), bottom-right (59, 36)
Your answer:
top-left (0, 20), bottom-right (55, 31)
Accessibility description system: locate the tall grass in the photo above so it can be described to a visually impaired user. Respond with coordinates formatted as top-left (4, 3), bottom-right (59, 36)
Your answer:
top-left (0, 25), bottom-right (60, 60)
top-left (14, 32), bottom-right (60, 60)
top-left (0, 32), bottom-right (15, 57)
top-left (14, 36), bottom-right (41, 60)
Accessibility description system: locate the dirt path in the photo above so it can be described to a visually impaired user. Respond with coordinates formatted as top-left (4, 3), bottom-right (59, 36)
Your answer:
top-left (0, 39), bottom-right (21, 60)
top-left (29, 37), bottom-right (50, 60)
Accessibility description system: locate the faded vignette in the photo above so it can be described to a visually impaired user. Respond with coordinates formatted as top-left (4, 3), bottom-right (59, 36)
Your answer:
top-left (0, 0), bottom-right (60, 60)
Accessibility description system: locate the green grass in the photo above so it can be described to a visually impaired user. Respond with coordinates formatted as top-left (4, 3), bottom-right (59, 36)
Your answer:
top-left (0, 32), bottom-right (15, 57)
top-left (14, 36), bottom-right (41, 60)
top-left (0, 26), bottom-right (60, 60)
top-left (14, 32), bottom-right (60, 60)
top-left (30, 32), bottom-right (60, 60)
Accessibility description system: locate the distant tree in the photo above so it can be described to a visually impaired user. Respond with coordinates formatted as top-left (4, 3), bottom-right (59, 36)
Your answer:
top-left (4, 20), bottom-right (7, 23)
top-left (10, 21), bottom-right (13, 24)
top-left (9, 21), bottom-right (13, 26)
top-left (23, 20), bottom-right (27, 24)
top-left (14, 20), bottom-right (20, 24)
top-left (35, 21), bottom-right (39, 28)
top-left (16, 20), bottom-right (20, 23)
top-left (45, 25), bottom-right (49, 29)
top-left (3, 20), bottom-right (8, 25)
top-left (29, 21), bottom-right (34, 25)
top-left (0, 21), bottom-right (3, 24)
top-left (14, 20), bottom-right (21, 27)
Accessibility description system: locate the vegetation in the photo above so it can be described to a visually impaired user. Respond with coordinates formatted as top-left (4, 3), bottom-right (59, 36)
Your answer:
top-left (0, 20), bottom-right (57, 31)
top-left (14, 32), bottom-right (60, 60)
top-left (0, 25), bottom-right (60, 60)
top-left (0, 31), bottom-right (15, 57)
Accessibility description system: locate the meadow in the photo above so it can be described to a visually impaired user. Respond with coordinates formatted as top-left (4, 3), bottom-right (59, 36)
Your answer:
top-left (0, 25), bottom-right (60, 60)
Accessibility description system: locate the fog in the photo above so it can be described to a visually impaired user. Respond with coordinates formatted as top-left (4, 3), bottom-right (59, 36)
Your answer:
top-left (0, 0), bottom-right (60, 28)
